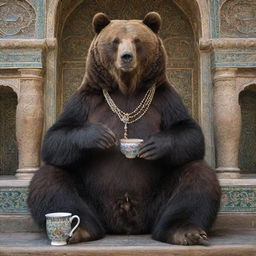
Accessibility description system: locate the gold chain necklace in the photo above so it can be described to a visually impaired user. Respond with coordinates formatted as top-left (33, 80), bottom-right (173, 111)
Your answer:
top-left (103, 85), bottom-right (156, 138)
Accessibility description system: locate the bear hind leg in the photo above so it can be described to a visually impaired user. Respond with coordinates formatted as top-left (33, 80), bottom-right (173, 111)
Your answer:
top-left (28, 165), bottom-right (105, 243)
top-left (152, 160), bottom-right (221, 246)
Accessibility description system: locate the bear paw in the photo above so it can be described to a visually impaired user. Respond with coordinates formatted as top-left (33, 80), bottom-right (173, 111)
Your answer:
top-left (169, 224), bottom-right (209, 246)
top-left (68, 227), bottom-right (92, 244)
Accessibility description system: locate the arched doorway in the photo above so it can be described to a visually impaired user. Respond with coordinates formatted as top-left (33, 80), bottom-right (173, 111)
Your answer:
top-left (56, 0), bottom-right (200, 120)
top-left (0, 86), bottom-right (18, 175)
top-left (239, 84), bottom-right (256, 173)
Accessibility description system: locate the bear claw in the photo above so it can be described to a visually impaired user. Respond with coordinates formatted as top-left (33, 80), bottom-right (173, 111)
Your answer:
top-left (169, 225), bottom-right (210, 246)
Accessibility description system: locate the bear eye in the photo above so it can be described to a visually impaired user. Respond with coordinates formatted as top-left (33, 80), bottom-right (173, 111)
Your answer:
top-left (134, 38), bottom-right (141, 44)
top-left (112, 38), bottom-right (120, 46)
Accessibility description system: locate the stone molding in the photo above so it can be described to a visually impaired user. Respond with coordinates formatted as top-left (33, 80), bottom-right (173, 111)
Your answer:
top-left (200, 38), bottom-right (256, 51)
top-left (213, 68), bottom-right (237, 82)
top-left (0, 38), bottom-right (57, 50)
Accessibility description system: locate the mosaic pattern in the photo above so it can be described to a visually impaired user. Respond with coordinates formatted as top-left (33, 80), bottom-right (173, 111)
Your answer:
top-left (59, 0), bottom-right (198, 117)
top-left (211, 49), bottom-right (256, 68)
top-left (0, 86), bottom-right (18, 175)
top-left (0, 49), bottom-right (43, 68)
top-left (0, 187), bottom-right (28, 214)
top-left (221, 186), bottom-right (256, 212)
top-left (0, 186), bottom-right (255, 214)
top-left (239, 88), bottom-right (256, 173)
top-left (0, 0), bottom-right (44, 39)
top-left (62, 69), bottom-right (85, 105)
top-left (211, 0), bottom-right (256, 38)
top-left (167, 69), bottom-right (192, 113)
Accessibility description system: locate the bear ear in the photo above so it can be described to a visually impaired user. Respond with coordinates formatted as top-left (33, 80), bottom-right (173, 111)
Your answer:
top-left (143, 12), bottom-right (161, 33)
top-left (93, 13), bottom-right (110, 34)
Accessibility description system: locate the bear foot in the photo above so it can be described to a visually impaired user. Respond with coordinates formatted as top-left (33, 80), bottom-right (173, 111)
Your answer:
top-left (68, 227), bottom-right (92, 244)
top-left (169, 224), bottom-right (210, 246)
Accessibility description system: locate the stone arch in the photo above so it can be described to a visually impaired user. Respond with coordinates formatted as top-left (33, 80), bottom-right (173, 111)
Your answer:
top-left (54, 0), bottom-right (205, 118)
top-left (0, 85), bottom-right (18, 175)
top-left (239, 84), bottom-right (256, 173)
top-left (47, 0), bottom-right (209, 39)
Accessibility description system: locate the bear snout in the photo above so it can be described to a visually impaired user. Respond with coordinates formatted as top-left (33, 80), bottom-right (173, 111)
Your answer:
top-left (121, 51), bottom-right (133, 63)
top-left (116, 39), bottom-right (137, 72)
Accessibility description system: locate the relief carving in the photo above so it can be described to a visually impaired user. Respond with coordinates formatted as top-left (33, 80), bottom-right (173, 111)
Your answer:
top-left (0, 0), bottom-right (36, 38)
top-left (220, 0), bottom-right (256, 37)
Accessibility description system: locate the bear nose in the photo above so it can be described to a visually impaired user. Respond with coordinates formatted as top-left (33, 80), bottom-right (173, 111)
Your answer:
top-left (121, 52), bottom-right (133, 63)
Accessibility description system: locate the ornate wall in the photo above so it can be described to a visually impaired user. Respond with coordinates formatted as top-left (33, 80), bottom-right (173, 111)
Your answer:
top-left (0, 0), bottom-right (255, 217)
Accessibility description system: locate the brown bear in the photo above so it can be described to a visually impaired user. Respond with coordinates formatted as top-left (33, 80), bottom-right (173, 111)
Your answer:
top-left (28, 12), bottom-right (221, 245)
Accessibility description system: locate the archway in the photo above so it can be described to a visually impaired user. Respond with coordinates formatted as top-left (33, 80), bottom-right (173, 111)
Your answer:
top-left (239, 84), bottom-right (256, 173)
top-left (56, 0), bottom-right (200, 120)
top-left (0, 86), bottom-right (18, 175)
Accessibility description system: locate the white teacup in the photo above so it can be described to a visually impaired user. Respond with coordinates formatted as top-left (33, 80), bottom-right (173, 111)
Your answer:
top-left (45, 212), bottom-right (80, 246)
top-left (120, 138), bottom-right (144, 159)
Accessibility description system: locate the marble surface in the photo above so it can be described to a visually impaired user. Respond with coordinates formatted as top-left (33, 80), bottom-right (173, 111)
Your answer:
top-left (0, 230), bottom-right (255, 256)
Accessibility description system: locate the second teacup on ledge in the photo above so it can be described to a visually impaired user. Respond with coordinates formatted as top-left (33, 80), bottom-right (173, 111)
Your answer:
top-left (120, 138), bottom-right (144, 159)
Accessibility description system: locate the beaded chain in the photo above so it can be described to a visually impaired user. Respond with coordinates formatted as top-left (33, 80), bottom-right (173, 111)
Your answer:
top-left (103, 85), bottom-right (156, 138)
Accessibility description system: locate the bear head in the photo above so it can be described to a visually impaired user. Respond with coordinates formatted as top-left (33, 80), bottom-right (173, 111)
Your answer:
top-left (82, 12), bottom-right (167, 95)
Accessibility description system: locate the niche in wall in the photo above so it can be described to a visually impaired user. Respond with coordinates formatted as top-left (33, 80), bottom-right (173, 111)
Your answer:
top-left (239, 84), bottom-right (256, 174)
top-left (0, 86), bottom-right (18, 175)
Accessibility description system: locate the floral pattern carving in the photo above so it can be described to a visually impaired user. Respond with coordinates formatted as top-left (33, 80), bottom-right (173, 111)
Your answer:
top-left (0, 0), bottom-right (36, 38)
top-left (0, 186), bottom-right (255, 214)
top-left (0, 187), bottom-right (28, 214)
top-left (220, 0), bottom-right (256, 37)
top-left (221, 186), bottom-right (256, 212)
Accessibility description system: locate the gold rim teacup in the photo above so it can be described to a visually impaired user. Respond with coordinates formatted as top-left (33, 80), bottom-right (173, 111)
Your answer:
top-left (45, 212), bottom-right (80, 246)
top-left (120, 138), bottom-right (144, 159)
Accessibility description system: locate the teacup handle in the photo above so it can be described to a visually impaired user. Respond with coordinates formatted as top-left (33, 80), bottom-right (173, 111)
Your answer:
top-left (69, 215), bottom-right (80, 237)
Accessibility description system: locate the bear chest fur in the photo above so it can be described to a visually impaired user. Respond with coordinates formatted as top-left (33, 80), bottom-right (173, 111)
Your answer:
top-left (81, 92), bottom-right (163, 233)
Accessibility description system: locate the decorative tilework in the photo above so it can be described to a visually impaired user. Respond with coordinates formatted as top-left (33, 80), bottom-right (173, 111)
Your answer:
top-left (0, 186), bottom-right (255, 214)
top-left (211, 0), bottom-right (222, 38)
top-left (0, 0), bottom-right (45, 39)
top-left (0, 49), bottom-right (43, 68)
top-left (211, 49), bottom-right (256, 68)
top-left (220, 186), bottom-right (256, 213)
top-left (0, 187), bottom-right (28, 214)
top-left (211, 0), bottom-right (256, 38)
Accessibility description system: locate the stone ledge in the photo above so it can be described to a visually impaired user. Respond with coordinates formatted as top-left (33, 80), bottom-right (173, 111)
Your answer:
top-left (0, 213), bottom-right (255, 233)
top-left (200, 38), bottom-right (256, 51)
top-left (0, 231), bottom-right (255, 256)
top-left (0, 39), bottom-right (57, 50)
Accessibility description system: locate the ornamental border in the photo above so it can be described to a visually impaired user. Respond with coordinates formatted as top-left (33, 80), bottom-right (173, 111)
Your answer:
top-left (0, 185), bottom-right (255, 214)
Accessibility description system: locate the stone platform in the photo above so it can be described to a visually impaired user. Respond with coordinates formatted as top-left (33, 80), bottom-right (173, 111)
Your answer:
top-left (0, 229), bottom-right (255, 256)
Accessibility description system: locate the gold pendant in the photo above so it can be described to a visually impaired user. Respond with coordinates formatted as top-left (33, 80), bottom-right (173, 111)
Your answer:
top-left (124, 123), bottom-right (128, 139)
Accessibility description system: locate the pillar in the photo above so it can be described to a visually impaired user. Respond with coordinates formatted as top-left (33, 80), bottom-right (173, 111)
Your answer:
top-left (16, 69), bottom-right (44, 179)
top-left (213, 68), bottom-right (241, 178)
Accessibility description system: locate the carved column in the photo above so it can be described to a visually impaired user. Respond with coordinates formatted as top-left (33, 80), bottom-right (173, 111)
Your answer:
top-left (213, 68), bottom-right (241, 178)
top-left (16, 69), bottom-right (44, 179)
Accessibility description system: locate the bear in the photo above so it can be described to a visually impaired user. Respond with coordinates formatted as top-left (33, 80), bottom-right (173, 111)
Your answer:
top-left (28, 12), bottom-right (221, 246)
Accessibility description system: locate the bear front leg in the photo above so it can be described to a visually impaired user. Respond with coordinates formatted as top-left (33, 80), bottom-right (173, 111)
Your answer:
top-left (138, 119), bottom-right (205, 167)
top-left (28, 165), bottom-right (105, 243)
top-left (152, 160), bottom-right (221, 246)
